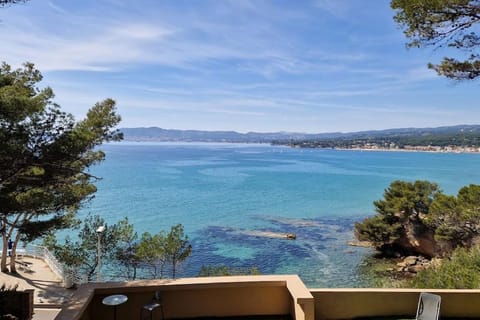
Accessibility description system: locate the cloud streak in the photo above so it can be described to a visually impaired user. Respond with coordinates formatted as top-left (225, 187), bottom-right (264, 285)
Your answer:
top-left (0, 1), bottom-right (373, 76)
top-left (1, 0), bottom-right (477, 133)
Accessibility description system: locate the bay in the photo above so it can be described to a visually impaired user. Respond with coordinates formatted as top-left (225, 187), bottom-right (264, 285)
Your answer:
top-left (81, 142), bottom-right (480, 287)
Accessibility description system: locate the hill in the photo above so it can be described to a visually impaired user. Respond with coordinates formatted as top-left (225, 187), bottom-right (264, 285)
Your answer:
top-left (120, 125), bottom-right (480, 146)
top-left (120, 127), bottom-right (342, 142)
top-left (282, 125), bottom-right (480, 150)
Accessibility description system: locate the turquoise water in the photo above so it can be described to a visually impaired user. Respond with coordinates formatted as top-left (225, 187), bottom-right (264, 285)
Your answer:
top-left (82, 142), bottom-right (480, 287)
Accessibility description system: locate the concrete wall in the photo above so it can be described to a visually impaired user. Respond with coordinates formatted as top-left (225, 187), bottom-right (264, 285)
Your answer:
top-left (165, 285), bottom-right (290, 318)
top-left (56, 275), bottom-right (314, 320)
top-left (311, 288), bottom-right (480, 320)
top-left (89, 284), bottom-right (290, 320)
top-left (55, 277), bottom-right (480, 320)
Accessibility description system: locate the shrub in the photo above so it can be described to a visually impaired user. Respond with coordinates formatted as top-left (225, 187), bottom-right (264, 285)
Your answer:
top-left (410, 245), bottom-right (480, 289)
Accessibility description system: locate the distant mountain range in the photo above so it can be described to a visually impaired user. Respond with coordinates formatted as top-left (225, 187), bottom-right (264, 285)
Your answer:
top-left (120, 125), bottom-right (480, 143)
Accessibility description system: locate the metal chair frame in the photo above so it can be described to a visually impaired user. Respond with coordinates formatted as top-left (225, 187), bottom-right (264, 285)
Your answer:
top-left (141, 291), bottom-right (165, 320)
top-left (416, 292), bottom-right (441, 320)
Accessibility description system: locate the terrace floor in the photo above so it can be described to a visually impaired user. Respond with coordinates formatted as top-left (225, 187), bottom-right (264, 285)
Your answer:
top-left (0, 255), bottom-right (74, 305)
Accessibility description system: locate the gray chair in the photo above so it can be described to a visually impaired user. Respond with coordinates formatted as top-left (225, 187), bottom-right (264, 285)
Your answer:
top-left (141, 291), bottom-right (165, 320)
top-left (416, 292), bottom-right (441, 320)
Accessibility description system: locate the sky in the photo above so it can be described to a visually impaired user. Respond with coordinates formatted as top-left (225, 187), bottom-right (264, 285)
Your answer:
top-left (0, 0), bottom-right (479, 133)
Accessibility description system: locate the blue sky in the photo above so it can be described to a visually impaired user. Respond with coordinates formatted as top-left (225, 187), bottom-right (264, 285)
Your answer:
top-left (1, 0), bottom-right (478, 133)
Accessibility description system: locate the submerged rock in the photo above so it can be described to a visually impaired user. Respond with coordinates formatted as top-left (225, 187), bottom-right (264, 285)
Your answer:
top-left (231, 229), bottom-right (297, 240)
top-left (286, 233), bottom-right (296, 240)
top-left (347, 240), bottom-right (372, 247)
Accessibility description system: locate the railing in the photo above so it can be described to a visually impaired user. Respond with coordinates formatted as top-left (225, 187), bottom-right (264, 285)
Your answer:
top-left (10, 244), bottom-right (89, 286)
top-left (22, 244), bottom-right (65, 280)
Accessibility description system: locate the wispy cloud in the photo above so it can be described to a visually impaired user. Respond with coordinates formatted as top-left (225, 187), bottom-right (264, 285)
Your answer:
top-left (47, 1), bottom-right (66, 14)
top-left (312, 0), bottom-right (352, 18)
top-left (1, 0), bottom-right (477, 133)
top-left (0, 0), bottom-right (372, 76)
top-left (1, 20), bottom-right (176, 71)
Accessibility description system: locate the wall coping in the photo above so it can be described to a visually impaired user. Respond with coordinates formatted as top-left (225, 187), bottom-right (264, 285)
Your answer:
top-left (56, 275), bottom-right (311, 320)
top-left (310, 288), bottom-right (480, 293)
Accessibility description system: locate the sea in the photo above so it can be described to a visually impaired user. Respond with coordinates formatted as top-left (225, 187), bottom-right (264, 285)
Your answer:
top-left (79, 142), bottom-right (480, 288)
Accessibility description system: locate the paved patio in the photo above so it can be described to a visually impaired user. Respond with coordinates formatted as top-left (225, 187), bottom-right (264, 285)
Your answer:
top-left (32, 308), bottom-right (62, 320)
top-left (0, 255), bottom-right (74, 319)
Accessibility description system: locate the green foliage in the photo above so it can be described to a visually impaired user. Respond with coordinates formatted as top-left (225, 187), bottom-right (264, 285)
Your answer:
top-left (458, 184), bottom-right (480, 219)
top-left (136, 224), bottom-right (193, 279)
top-left (429, 57), bottom-right (480, 81)
top-left (164, 224), bottom-right (192, 278)
top-left (113, 218), bottom-right (140, 280)
top-left (136, 231), bottom-right (167, 279)
top-left (0, 61), bottom-right (121, 272)
top-left (356, 256), bottom-right (408, 288)
top-left (46, 220), bottom-right (192, 281)
top-left (198, 265), bottom-right (260, 277)
top-left (282, 130), bottom-right (480, 149)
top-left (44, 215), bottom-right (135, 281)
top-left (355, 215), bottom-right (403, 248)
top-left (426, 184), bottom-right (480, 247)
top-left (410, 245), bottom-right (480, 289)
top-left (357, 180), bottom-right (480, 258)
top-left (354, 177), bottom-right (480, 294)
top-left (374, 180), bottom-right (439, 218)
top-left (0, 0), bottom-right (28, 6)
top-left (355, 180), bottom-right (439, 256)
top-left (391, 0), bottom-right (480, 80)
top-left (426, 193), bottom-right (461, 243)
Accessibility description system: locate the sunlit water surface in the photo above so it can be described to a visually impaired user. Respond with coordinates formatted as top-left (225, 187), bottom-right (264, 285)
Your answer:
top-left (77, 142), bottom-right (480, 287)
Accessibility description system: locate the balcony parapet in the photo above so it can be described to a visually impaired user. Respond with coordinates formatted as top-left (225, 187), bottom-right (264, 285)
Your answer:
top-left (56, 275), bottom-right (314, 320)
top-left (311, 288), bottom-right (480, 320)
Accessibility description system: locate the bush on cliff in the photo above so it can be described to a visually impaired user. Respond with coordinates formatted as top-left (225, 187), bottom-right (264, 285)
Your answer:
top-left (355, 180), bottom-right (439, 257)
top-left (425, 184), bottom-right (480, 250)
top-left (355, 181), bottom-right (480, 257)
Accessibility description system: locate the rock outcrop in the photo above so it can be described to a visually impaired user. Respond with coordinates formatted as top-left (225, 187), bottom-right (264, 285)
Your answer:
top-left (399, 223), bottom-right (438, 257)
top-left (396, 256), bottom-right (431, 274)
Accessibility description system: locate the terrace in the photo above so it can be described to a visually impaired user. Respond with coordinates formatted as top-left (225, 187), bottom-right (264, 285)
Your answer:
top-left (56, 275), bottom-right (313, 320)
top-left (4, 247), bottom-right (480, 320)
top-left (55, 275), bottom-right (480, 320)
top-left (0, 246), bottom-right (71, 320)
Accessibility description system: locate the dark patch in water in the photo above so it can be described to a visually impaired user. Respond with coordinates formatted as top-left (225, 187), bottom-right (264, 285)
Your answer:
top-left (180, 215), bottom-right (373, 287)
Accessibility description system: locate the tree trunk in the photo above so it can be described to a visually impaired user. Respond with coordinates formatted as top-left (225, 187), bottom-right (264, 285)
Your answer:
top-left (1, 214), bottom-right (9, 272)
top-left (159, 261), bottom-right (165, 279)
top-left (9, 237), bottom-right (18, 273)
top-left (9, 233), bottom-right (23, 273)
top-left (1, 234), bottom-right (8, 273)
top-left (9, 249), bottom-right (17, 273)
top-left (87, 261), bottom-right (98, 282)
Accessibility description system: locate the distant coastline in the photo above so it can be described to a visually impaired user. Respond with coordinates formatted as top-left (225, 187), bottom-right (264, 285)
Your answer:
top-left (333, 146), bottom-right (480, 154)
top-left (120, 125), bottom-right (480, 154)
top-left (115, 140), bottom-right (480, 154)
